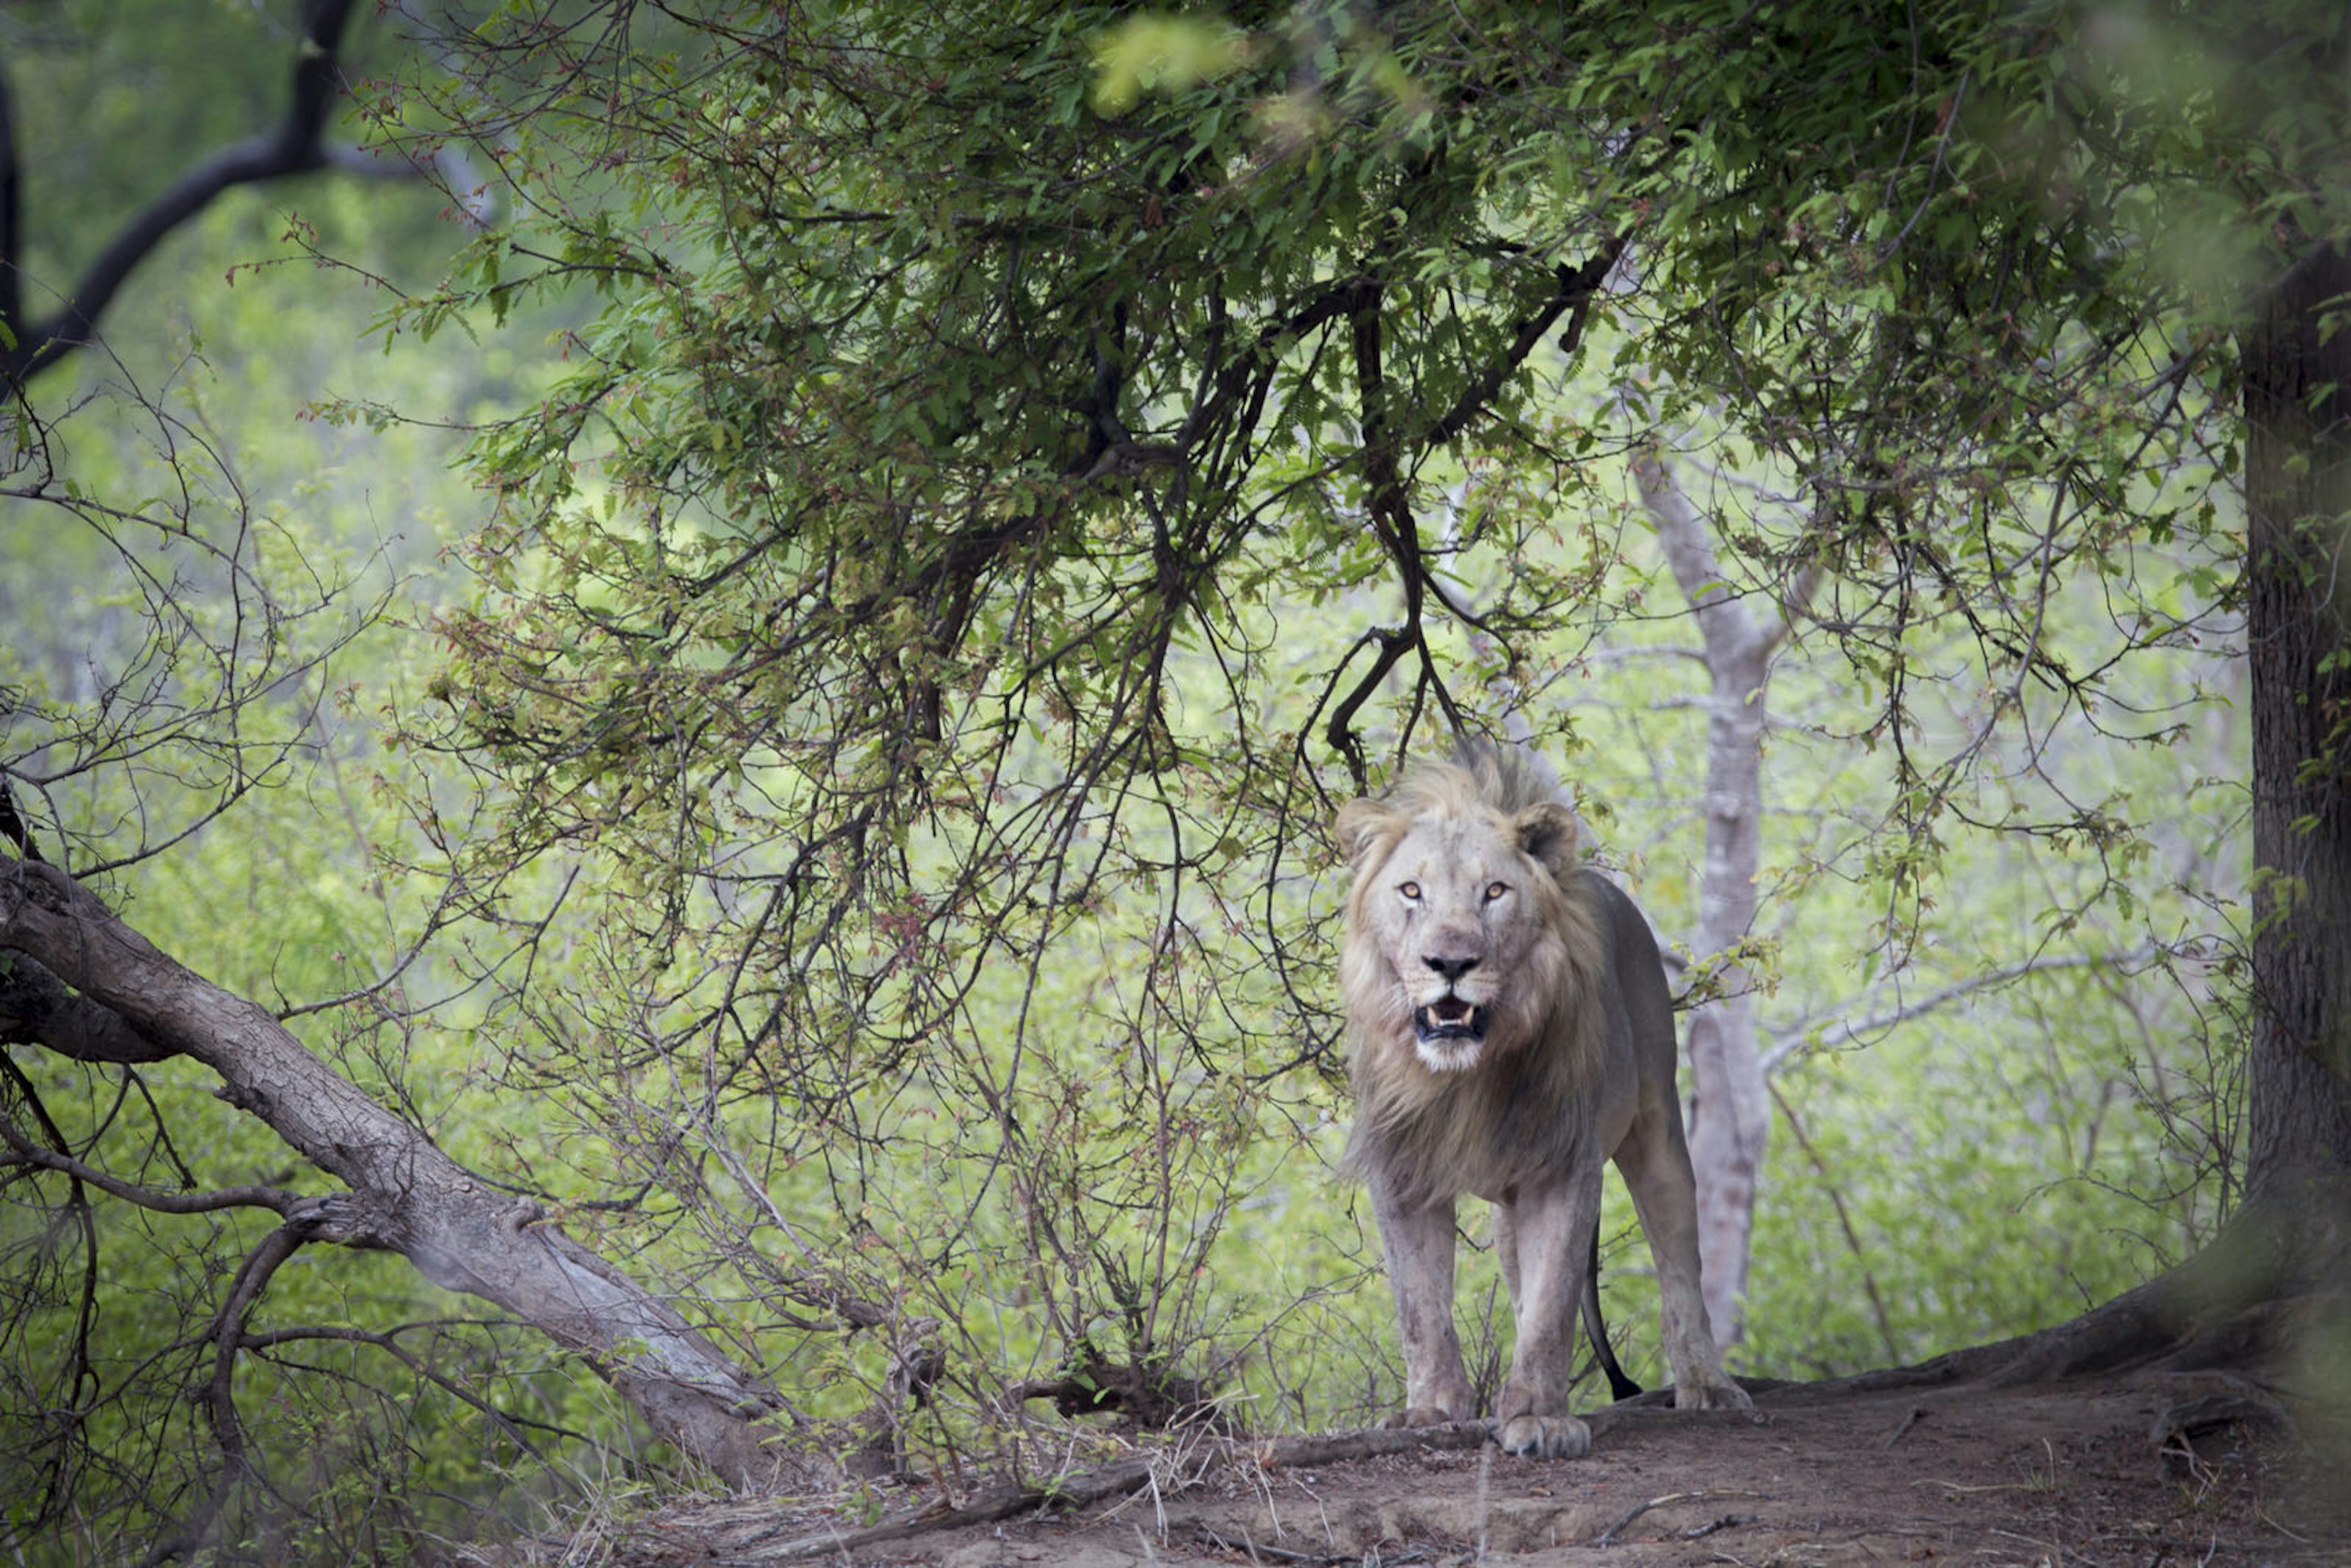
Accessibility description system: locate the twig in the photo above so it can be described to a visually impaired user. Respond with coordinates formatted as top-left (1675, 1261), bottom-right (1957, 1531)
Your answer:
top-left (1194, 1526), bottom-right (1340, 1563)
top-left (1990, 1526), bottom-right (2064, 1561)
top-left (1884, 1406), bottom-right (1929, 1447)
top-left (1592, 1491), bottom-right (1769, 1547)
top-left (1760, 946), bottom-right (2160, 1073)
top-left (2256, 1504), bottom-right (2313, 1544)
top-left (1770, 1081), bottom-right (1901, 1362)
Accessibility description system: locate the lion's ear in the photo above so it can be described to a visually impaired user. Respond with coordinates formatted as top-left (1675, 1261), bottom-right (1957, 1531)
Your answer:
top-left (1512, 801), bottom-right (1580, 879)
top-left (1334, 799), bottom-right (1404, 869)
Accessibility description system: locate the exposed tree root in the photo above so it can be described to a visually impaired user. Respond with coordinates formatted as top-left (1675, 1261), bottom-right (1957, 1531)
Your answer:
top-left (1741, 1190), bottom-right (2351, 1499)
top-left (1807, 1198), bottom-right (2349, 1400)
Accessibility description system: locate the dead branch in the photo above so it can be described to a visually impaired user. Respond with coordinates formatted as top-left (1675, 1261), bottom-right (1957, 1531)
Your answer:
top-left (1590, 1488), bottom-right (1770, 1547)
top-left (759, 1424), bottom-right (1495, 1561)
top-left (0, 855), bottom-right (794, 1488)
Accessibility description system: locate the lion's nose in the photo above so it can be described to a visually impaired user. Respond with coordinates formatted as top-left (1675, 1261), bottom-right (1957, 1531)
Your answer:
top-left (1423, 953), bottom-right (1479, 983)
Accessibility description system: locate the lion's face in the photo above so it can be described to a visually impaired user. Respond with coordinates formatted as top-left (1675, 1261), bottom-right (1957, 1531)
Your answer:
top-left (1337, 790), bottom-right (1580, 1075)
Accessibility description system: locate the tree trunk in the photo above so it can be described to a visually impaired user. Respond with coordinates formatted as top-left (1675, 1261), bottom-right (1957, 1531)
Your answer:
top-left (2241, 241), bottom-right (2351, 1240)
top-left (0, 857), bottom-right (795, 1489)
top-left (1633, 447), bottom-right (1792, 1349)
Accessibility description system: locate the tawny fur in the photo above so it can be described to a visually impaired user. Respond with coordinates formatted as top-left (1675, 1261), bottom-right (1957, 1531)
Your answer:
top-left (1333, 743), bottom-right (1755, 1450)
top-left (1338, 747), bottom-right (1612, 1208)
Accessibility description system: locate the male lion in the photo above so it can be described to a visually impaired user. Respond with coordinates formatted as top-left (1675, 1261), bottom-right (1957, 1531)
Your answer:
top-left (1335, 745), bottom-right (1752, 1458)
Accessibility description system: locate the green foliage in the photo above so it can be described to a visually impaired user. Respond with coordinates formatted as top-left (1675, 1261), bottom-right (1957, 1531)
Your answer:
top-left (375, 0), bottom-right (2267, 1425)
top-left (9, 0), bottom-right (2331, 1555)
top-left (0, 149), bottom-right (595, 1558)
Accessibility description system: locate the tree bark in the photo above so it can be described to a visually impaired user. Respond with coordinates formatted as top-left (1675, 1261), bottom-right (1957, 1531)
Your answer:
top-left (2240, 242), bottom-right (2351, 1239)
top-left (1633, 446), bottom-right (1799, 1349)
top-left (0, 857), bottom-right (795, 1489)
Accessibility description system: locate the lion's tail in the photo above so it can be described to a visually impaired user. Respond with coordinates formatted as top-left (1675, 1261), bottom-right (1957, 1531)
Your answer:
top-left (1581, 1223), bottom-right (1644, 1403)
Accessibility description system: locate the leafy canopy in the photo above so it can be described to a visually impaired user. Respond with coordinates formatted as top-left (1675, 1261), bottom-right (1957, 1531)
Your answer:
top-left (383, 0), bottom-right (2304, 1395)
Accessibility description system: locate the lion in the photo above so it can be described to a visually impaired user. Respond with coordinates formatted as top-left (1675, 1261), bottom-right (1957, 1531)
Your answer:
top-left (1335, 744), bottom-right (1752, 1458)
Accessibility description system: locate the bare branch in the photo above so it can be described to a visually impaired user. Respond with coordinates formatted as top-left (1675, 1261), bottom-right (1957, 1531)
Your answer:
top-left (140, 1223), bottom-right (306, 1568)
top-left (240, 1322), bottom-right (574, 1463)
top-left (1766, 1080), bottom-right (1900, 1363)
top-left (0, 1117), bottom-right (305, 1217)
top-left (1762, 945), bottom-right (2166, 1075)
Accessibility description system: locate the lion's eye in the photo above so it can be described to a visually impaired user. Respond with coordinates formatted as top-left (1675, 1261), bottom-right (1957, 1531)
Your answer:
top-left (1398, 881), bottom-right (1422, 901)
top-left (1485, 882), bottom-right (1509, 902)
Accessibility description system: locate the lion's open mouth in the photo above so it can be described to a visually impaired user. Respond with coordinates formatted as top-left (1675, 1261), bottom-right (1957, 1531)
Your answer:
top-left (1413, 996), bottom-right (1488, 1045)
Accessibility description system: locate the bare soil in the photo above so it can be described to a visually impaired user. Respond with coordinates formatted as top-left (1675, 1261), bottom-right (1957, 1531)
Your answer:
top-left (589, 1368), bottom-right (2341, 1568)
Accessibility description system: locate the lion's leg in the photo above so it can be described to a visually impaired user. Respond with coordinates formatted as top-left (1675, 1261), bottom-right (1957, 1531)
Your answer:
top-left (1371, 1185), bottom-right (1477, 1427)
top-left (1491, 1166), bottom-right (1601, 1458)
top-left (1612, 1116), bottom-right (1753, 1412)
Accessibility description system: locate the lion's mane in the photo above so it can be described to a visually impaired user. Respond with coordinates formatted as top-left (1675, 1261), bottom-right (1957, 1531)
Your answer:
top-left (1340, 746), bottom-right (1612, 1208)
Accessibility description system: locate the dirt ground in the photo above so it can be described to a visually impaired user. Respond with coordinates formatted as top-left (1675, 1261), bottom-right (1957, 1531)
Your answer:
top-left (593, 1368), bottom-right (2342, 1568)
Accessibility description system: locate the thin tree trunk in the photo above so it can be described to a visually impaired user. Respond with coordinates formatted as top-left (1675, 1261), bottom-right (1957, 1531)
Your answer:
top-left (0, 857), bottom-right (794, 1488)
top-left (1633, 446), bottom-right (1810, 1349)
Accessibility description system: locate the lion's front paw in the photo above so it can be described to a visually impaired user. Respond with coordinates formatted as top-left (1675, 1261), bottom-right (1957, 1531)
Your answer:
top-left (1378, 1405), bottom-right (1462, 1431)
top-left (1498, 1413), bottom-right (1591, 1458)
top-left (1676, 1376), bottom-right (1753, 1413)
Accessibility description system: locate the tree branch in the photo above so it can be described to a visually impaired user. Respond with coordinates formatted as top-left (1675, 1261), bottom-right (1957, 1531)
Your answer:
top-left (1322, 625), bottom-right (1416, 795)
top-left (2, 0), bottom-right (362, 386)
top-left (240, 1321), bottom-right (574, 1464)
top-left (0, 1116), bottom-right (308, 1217)
top-left (140, 1223), bottom-right (306, 1568)
top-left (0, 856), bottom-right (795, 1487)
top-left (1425, 239), bottom-right (1624, 448)
top-left (1761, 945), bottom-right (2165, 1075)
top-left (0, 948), bottom-right (178, 1063)
top-left (1343, 283), bottom-right (1460, 760)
